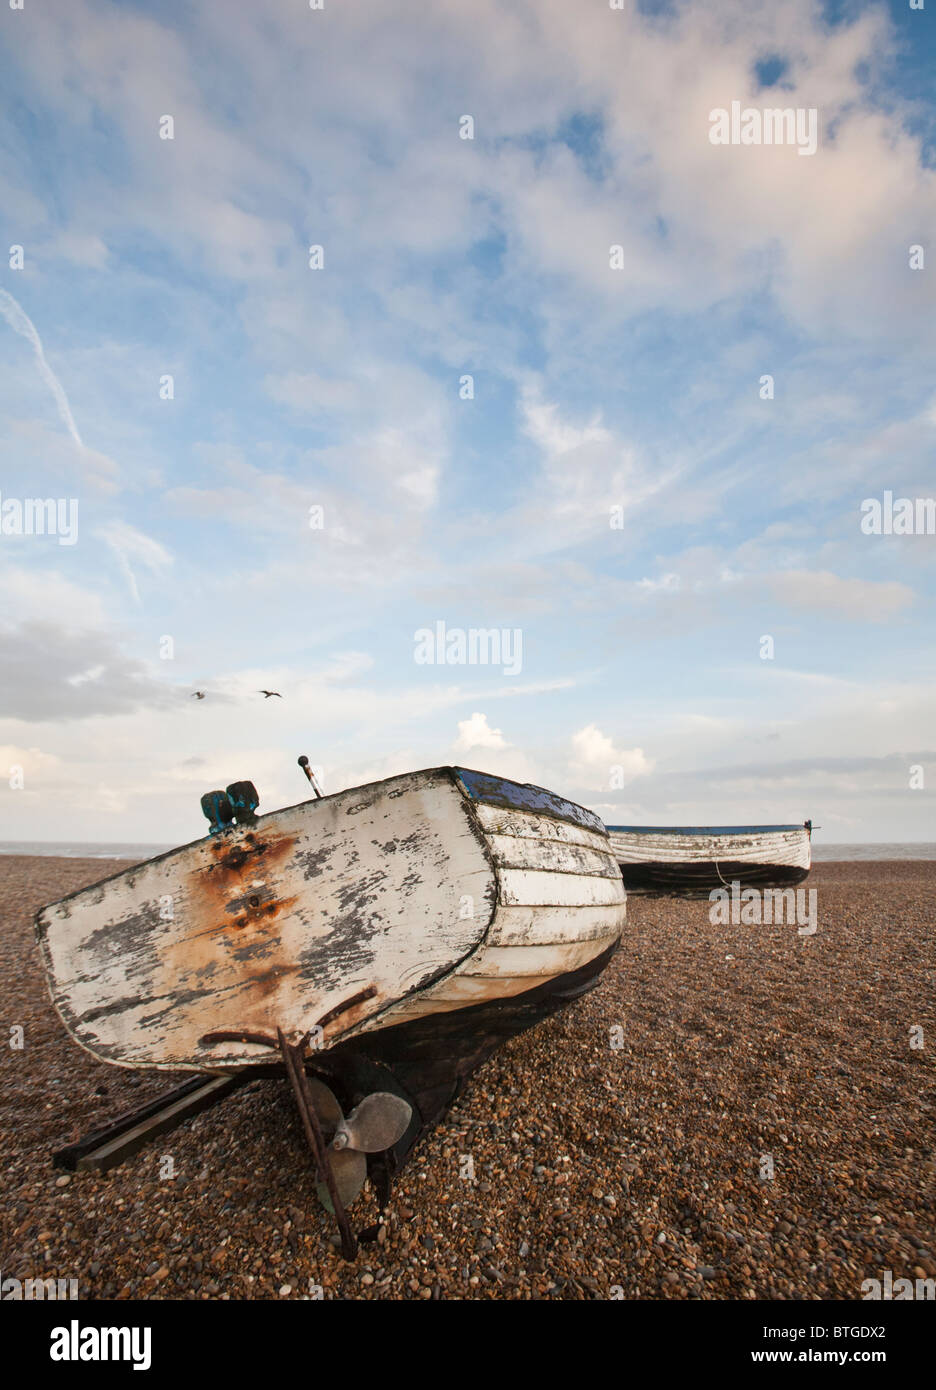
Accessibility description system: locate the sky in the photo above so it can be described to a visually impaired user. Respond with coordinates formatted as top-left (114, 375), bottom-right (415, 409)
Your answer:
top-left (0, 0), bottom-right (934, 846)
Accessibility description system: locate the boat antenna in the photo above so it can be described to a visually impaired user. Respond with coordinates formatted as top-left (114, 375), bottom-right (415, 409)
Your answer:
top-left (298, 755), bottom-right (323, 799)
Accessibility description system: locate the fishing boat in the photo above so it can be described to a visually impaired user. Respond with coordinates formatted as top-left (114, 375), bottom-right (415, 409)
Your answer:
top-left (606, 822), bottom-right (812, 897)
top-left (36, 764), bottom-right (625, 1253)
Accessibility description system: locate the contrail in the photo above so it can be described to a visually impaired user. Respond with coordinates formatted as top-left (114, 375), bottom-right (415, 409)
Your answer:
top-left (0, 287), bottom-right (84, 447)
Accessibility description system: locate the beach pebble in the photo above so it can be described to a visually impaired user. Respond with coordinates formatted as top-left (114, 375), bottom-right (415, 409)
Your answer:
top-left (1, 854), bottom-right (932, 1303)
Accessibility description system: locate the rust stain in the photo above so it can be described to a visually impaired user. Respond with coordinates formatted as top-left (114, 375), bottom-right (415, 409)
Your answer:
top-left (318, 989), bottom-right (389, 1047)
top-left (191, 830), bottom-right (297, 933)
top-left (228, 894), bottom-right (298, 932)
top-left (156, 828), bottom-right (303, 1052)
top-left (316, 985), bottom-right (378, 1029)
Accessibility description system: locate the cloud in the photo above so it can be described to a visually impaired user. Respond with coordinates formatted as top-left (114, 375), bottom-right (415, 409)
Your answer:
top-left (0, 623), bottom-right (176, 721)
top-left (637, 572), bottom-right (681, 594)
top-left (0, 566), bottom-right (107, 628)
top-left (49, 232), bottom-right (110, 269)
top-left (96, 521), bottom-right (173, 603)
top-left (0, 288), bottom-right (84, 448)
top-left (769, 570), bottom-right (914, 620)
top-left (10, 0), bottom-right (936, 344)
top-left (570, 723), bottom-right (653, 785)
top-left (454, 711), bottom-right (508, 752)
top-left (0, 743), bottom-right (62, 779)
top-left (263, 370), bottom-right (366, 416)
top-left (514, 380), bottom-right (666, 543)
top-left (521, 389), bottom-right (612, 459)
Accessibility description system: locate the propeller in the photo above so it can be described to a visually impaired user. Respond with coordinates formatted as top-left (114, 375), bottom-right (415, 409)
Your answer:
top-left (306, 1079), bottom-right (412, 1213)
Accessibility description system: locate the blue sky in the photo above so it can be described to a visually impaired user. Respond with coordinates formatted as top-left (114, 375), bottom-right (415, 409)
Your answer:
top-left (0, 0), bottom-right (934, 843)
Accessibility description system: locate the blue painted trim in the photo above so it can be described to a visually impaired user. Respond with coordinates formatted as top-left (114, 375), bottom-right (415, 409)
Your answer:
top-left (454, 768), bottom-right (606, 835)
top-left (606, 824), bottom-right (805, 835)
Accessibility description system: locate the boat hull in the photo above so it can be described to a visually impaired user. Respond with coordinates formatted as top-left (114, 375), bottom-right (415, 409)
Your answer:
top-left (607, 824), bottom-right (811, 897)
top-left (36, 767), bottom-right (626, 1072)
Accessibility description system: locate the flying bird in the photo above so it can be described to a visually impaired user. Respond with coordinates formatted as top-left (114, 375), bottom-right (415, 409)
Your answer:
top-left (192, 691), bottom-right (206, 700)
top-left (258, 689), bottom-right (283, 699)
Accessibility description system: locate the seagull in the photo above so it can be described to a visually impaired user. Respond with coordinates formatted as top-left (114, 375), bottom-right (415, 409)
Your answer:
top-left (258, 689), bottom-right (283, 699)
top-left (192, 691), bottom-right (206, 700)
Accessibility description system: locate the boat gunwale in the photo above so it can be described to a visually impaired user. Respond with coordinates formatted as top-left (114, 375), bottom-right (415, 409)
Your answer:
top-left (606, 824), bottom-right (810, 836)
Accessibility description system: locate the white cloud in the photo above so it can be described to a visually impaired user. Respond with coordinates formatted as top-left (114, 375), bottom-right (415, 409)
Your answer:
top-left (454, 711), bottom-right (508, 752)
top-left (637, 572), bottom-right (681, 593)
top-left (769, 570), bottom-right (914, 621)
top-left (0, 567), bottom-right (107, 628)
top-left (0, 743), bottom-right (61, 778)
top-left (0, 288), bottom-right (84, 449)
top-left (570, 723), bottom-right (653, 785)
top-left (50, 232), bottom-right (110, 269)
top-left (513, 380), bottom-right (669, 545)
top-left (97, 521), bottom-right (173, 603)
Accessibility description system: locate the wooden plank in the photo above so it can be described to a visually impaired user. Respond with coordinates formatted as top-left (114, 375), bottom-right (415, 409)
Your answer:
top-left (52, 1076), bottom-right (209, 1169)
top-left (70, 1074), bottom-right (247, 1173)
top-left (459, 938), bottom-right (616, 980)
top-left (485, 832), bottom-right (621, 878)
top-left (487, 902), bottom-right (623, 946)
top-left (497, 866), bottom-right (626, 907)
top-left (473, 802), bottom-right (611, 851)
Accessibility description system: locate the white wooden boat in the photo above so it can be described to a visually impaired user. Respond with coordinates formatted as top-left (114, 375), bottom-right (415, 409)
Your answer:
top-left (606, 822), bottom-right (812, 897)
top-left (36, 766), bottom-right (625, 1237)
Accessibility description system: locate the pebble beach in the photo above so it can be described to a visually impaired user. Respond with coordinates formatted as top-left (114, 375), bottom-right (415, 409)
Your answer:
top-left (2, 854), bottom-right (933, 1301)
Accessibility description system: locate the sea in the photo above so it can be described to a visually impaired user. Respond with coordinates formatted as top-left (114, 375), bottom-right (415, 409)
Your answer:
top-left (0, 840), bottom-right (932, 861)
top-left (0, 841), bottom-right (175, 860)
top-left (810, 842), bottom-right (934, 861)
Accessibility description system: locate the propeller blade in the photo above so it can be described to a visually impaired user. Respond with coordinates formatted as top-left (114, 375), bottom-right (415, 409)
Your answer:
top-left (316, 1148), bottom-right (367, 1213)
top-left (304, 1075), bottom-right (342, 1136)
top-left (334, 1092), bottom-right (413, 1154)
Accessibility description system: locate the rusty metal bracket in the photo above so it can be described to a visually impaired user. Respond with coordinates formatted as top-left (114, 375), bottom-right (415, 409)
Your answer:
top-left (315, 985), bottom-right (377, 1030)
top-left (199, 1029), bottom-right (278, 1049)
top-left (277, 1027), bottom-right (358, 1261)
